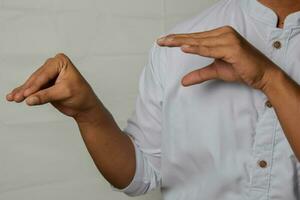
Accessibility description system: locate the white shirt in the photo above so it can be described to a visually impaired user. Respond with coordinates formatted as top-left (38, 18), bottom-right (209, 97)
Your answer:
top-left (116, 0), bottom-right (300, 199)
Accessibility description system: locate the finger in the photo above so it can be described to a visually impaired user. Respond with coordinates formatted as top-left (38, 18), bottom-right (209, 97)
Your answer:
top-left (25, 84), bottom-right (69, 106)
top-left (6, 93), bottom-right (13, 101)
top-left (182, 63), bottom-right (218, 86)
top-left (23, 61), bottom-right (61, 98)
top-left (22, 63), bottom-right (46, 87)
top-left (181, 45), bottom-right (227, 59)
top-left (24, 53), bottom-right (69, 90)
top-left (8, 60), bottom-right (53, 101)
top-left (158, 33), bottom-right (232, 49)
top-left (157, 36), bottom-right (199, 47)
top-left (196, 35), bottom-right (231, 47)
top-left (6, 60), bottom-right (56, 102)
top-left (190, 26), bottom-right (235, 38)
top-left (8, 85), bottom-right (26, 103)
top-left (157, 26), bottom-right (234, 46)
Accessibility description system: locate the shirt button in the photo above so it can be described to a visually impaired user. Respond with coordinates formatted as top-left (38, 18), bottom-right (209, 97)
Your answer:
top-left (258, 160), bottom-right (268, 168)
top-left (273, 41), bottom-right (282, 49)
top-left (265, 100), bottom-right (273, 108)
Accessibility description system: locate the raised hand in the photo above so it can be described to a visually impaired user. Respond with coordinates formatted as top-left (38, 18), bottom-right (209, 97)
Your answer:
top-left (6, 53), bottom-right (100, 119)
top-left (6, 53), bottom-right (137, 188)
top-left (157, 26), bottom-right (280, 90)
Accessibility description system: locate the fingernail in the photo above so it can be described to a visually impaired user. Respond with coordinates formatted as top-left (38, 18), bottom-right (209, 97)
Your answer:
top-left (181, 80), bottom-right (188, 87)
top-left (181, 78), bottom-right (191, 87)
top-left (26, 96), bottom-right (39, 106)
top-left (157, 37), bottom-right (166, 43)
top-left (6, 93), bottom-right (13, 101)
top-left (14, 93), bottom-right (23, 102)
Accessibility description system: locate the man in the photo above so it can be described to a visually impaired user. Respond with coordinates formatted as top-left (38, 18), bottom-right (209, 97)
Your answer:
top-left (6, 0), bottom-right (300, 199)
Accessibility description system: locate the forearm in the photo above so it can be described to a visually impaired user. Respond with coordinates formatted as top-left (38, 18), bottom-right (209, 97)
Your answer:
top-left (5, 53), bottom-right (137, 189)
top-left (74, 99), bottom-right (136, 189)
top-left (263, 68), bottom-right (300, 160)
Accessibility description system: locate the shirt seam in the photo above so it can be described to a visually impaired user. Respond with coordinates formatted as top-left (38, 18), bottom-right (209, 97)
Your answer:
top-left (266, 111), bottom-right (280, 200)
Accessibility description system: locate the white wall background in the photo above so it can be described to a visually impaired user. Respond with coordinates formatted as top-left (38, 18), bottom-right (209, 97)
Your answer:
top-left (0, 0), bottom-right (217, 199)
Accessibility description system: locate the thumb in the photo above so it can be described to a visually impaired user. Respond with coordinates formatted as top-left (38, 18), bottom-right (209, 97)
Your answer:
top-left (25, 84), bottom-right (68, 106)
top-left (182, 62), bottom-right (218, 86)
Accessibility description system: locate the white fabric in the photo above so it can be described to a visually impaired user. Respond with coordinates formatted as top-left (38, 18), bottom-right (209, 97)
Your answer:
top-left (118, 0), bottom-right (300, 199)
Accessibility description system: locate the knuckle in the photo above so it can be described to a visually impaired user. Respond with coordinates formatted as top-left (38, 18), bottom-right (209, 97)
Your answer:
top-left (24, 79), bottom-right (33, 87)
top-left (30, 83), bottom-right (39, 91)
top-left (223, 25), bottom-right (235, 32)
top-left (11, 87), bottom-right (19, 93)
top-left (12, 85), bottom-right (23, 94)
top-left (197, 70), bottom-right (204, 81)
top-left (35, 94), bottom-right (43, 102)
top-left (11, 88), bottom-right (19, 95)
top-left (39, 90), bottom-right (49, 100)
top-left (45, 58), bottom-right (54, 65)
top-left (225, 32), bottom-right (241, 45)
top-left (54, 53), bottom-right (70, 66)
top-left (35, 94), bottom-right (44, 104)
top-left (55, 53), bottom-right (68, 59)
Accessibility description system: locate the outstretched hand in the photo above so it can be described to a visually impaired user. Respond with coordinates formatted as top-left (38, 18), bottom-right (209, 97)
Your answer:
top-left (157, 26), bottom-right (280, 90)
top-left (6, 53), bottom-right (100, 120)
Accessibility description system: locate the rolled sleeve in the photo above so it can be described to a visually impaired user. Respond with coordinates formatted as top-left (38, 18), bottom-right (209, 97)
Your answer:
top-left (112, 137), bottom-right (161, 196)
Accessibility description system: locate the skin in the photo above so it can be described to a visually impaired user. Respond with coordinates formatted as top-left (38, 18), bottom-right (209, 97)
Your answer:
top-left (7, 54), bottom-right (136, 189)
top-left (6, 1), bottom-right (300, 190)
top-left (258, 0), bottom-right (300, 28)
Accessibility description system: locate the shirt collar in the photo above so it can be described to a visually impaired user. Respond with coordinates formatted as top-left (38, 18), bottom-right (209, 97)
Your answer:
top-left (240, 0), bottom-right (300, 29)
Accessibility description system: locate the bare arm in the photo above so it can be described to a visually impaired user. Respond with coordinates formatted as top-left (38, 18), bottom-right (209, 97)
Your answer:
top-left (75, 101), bottom-right (136, 189)
top-left (6, 53), bottom-right (135, 189)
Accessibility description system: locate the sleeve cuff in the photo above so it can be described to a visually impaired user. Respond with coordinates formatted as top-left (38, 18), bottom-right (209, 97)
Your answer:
top-left (111, 137), bottom-right (148, 196)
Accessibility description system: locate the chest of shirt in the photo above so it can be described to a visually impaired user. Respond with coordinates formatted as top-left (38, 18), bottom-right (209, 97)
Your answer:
top-left (160, 10), bottom-right (300, 193)
top-left (161, 12), bottom-right (300, 142)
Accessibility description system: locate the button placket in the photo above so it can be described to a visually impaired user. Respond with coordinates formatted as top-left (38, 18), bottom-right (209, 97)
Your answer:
top-left (269, 30), bottom-right (289, 69)
top-left (250, 108), bottom-right (277, 193)
top-left (248, 29), bottom-right (290, 199)
top-left (249, 30), bottom-right (291, 198)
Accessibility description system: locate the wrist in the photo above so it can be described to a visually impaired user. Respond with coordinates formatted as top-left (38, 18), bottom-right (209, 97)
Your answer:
top-left (74, 99), bottom-right (108, 126)
top-left (261, 66), bottom-right (286, 97)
